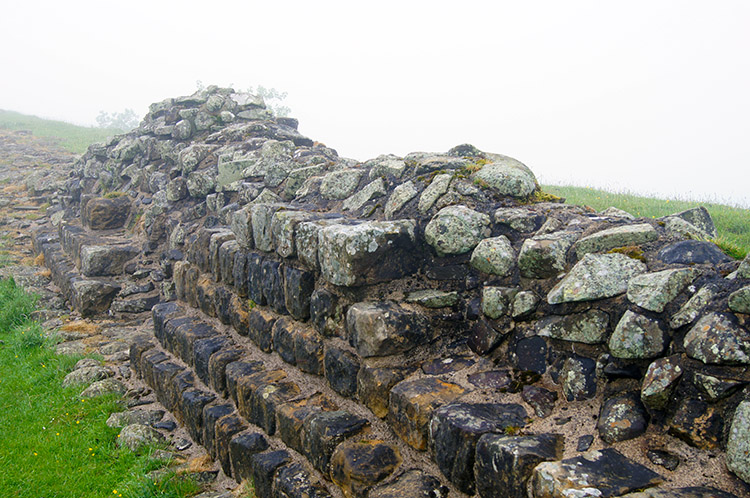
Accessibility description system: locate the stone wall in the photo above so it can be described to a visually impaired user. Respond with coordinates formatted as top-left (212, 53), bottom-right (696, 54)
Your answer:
top-left (33, 86), bottom-right (750, 497)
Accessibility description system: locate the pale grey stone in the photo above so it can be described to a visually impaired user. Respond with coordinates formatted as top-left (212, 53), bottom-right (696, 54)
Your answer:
top-left (609, 310), bottom-right (668, 359)
top-left (424, 205), bottom-right (491, 256)
top-left (547, 253), bottom-right (647, 304)
top-left (511, 291), bottom-right (539, 319)
top-left (366, 154), bottom-right (406, 179)
top-left (118, 423), bottom-right (165, 452)
top-left (641, 356), bottom-right (682, 410)
top-left (418, 173), bottom-right (452, 213)
top-left (472, 156), bottom-right (537, 197)
top-left (186, 169), bottom-right (216, 198)
top-left (80, 378), bottom-right (127, 398)
top-left (405, 290), bottom-right (459, 308)
top-left (663, 206), bottom-right (718, 239)
top-left (230, 206), bottom-right (253, 249)
top-left (342, 178), bottom-right (386, 211)
top-left (251, 203), bottom-right (287, 252)
top-left (482, 287), bottom-right (518, 319)
top-left (470, 236), bottom-right (515, 276)
top-left (295, 218), bottom-right (344, 271)
top-left (738, 253), bottom-right (750, 279)
top-left (727, 400), bottom-right (750, 484)
top-left (537, 310), bottom-right (609, 344)
top-left (573, 223), bottom-right (658, 258)
top-left (271, 210), bottom-right (316, 258)
top-left (494, 207), bottom-right (540, 232)
top-left (684, 313), bottom-right (750, 364)
top-left (729, 286), bottom-right (750, 314)
top-left (284, 164), bottom-right (325, 199)
top-left (320, 169), bottom-right (365, 200)
top-left (384, 181), bottom-right (418, 219)
top-left (600, 207), bottom-right (635, 219)
top-left (627, 268), bottom-right (698, 313)
top-left (669, 285), bottom-right (717, 329)
top-left (62, 366), bottom-right (114, 388)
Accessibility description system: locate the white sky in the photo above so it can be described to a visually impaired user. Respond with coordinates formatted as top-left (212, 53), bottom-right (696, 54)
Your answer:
top-left (1, 1), bottom-right (748, 206)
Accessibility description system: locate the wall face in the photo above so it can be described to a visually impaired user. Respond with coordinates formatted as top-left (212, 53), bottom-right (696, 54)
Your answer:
top-left (33, 87), bottom-right (750, 497)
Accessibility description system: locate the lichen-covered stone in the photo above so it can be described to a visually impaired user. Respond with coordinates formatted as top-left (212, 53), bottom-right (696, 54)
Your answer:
top-left (640, 356), bottom-right (682, 410)
top-left (418, 173), bottom-right (452, 213)
top-left (495, 207), bottom-right (543, 232)
top-left (597, 392), bottom-right (649, 444)
top-left (669, 285), bottom-right (717, 329)
top-left (346, 302), bottom-right (428, 357)
top-left (473, 157), bottom-right (537, 197)
top-left (388, 377), bottom-right (465, 450)
top-left (470, 235), bottom-right (515, 276)
top-left (330, 440), bottom-right (401, 498)
top-left (684, 313), bottom-right (750, 364)
top-left (692, 372), bottom-right (744, 402)
top-left (251, 203), bottom-right (287, 252)
top-left (574, 223), bottom-right (658, 258)
top-left (273, 462), bottom-right (333, 498)
top-left (619, 487), bottom-right (737, 498)
top-left (608, 310), bottom-right (668, 359)
top-left (271, 210), bottom-right (315, 258)
top-left (561, 355), bottom-right (597, 401)
top-left (726, 400), bottom-right (750, 485)
top-left (80, 244), bottom-right (139, 277)
top-left (668, 398), bottom-right (722, 449)
top-left (424, 205), bottom-right (491, 256)
top-left (728, 285), bottom-right (750, 314)
top-left (511, 291), bottom-right (539, 319)
top-left (368, 469), bottom-right (448, 498)
top-left (531, 449), bottom-right (663, 498)
top-left (342, 178), bottom-right (386, 212)
top-left (83, 196), bottom-right (131, 230)
top-left (80, 378), bottom-right (127, 398)
top-left (320, 169), bottom-right (365, 200)
top-left (404, 289), bottom-right (458, 308)
top-left (474, 433), bottom-right (563, 498)
top-left (118, 423), bottom-right (165, 452)
top-left (663, 206), bottom-right (718, 239)
top-left (318, 220), bottom-right (417, 286)
top-left (384, 181), bottom-right (418, 219)
top-left (324, 346), bottom-right (360, 398)
top-left (738, 253), bottom-right (750, 279)
top-left (429, 402), bottom-right (528, 493)
top-left (482, 287), bottom-right (518, 319)
top-left (62, 365), bottom-right (114, 387)
top-left (537, 309), bottom-right (609, 344)
top-left (295, 218), bottom-right (343, 271)
top-left (627, 268), bottom-right (697, 313)
top-left (547, 253), bottom-right (647, 304)
top-left (187, 169), bottom-right (216, 198)
top-left (521, 385), bottom-right (557, 418)
top-left (518, 231), bottom-right (577, 279)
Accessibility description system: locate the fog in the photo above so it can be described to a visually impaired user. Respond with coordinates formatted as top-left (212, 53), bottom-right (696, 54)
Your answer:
top-left (2, 1), bottom-right (748, 206)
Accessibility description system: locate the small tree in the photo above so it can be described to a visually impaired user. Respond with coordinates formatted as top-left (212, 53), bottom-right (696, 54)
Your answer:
top-left (96, 109), bottom-right (140, 131)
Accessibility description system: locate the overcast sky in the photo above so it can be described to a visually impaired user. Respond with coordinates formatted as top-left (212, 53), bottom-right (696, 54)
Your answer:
top-left (2, 1), bottom-right (748, 206)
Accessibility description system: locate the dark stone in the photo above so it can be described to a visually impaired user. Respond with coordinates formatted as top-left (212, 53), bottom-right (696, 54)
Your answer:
top-left (229, 431), bottom-right (269, 483)
top-left (429, 402), bottom-right (528, 493)
top-left (248, 308), bottom-right (276, 352)
top-left (330, 440), bottom-right (401, 498)
top-left (193, 335), bottom-right (232, 384)
top-left (81, 244), bottom-right (140, 277)
top-left (215, 413), bottom-right (248, 477)
top-left (219, 240), bottom-right (238, 285)
top-left (602, 359), bottom-right (642, 380)
top-left (657, 240), bottom-right (732, 265)
top-left (276, 393), bottom-right (338, 453)
top-left (225, 360), bottom-right (265, 406)
top-left (236, 369), bottom-right (299, 434)
top-left (250, 450), bottom-right (291, 498)
top-left (426, 264), bottom-right (469, 281)
top-left (154, 420), bottom-right (176, 431)
top-left (232, 251), bottom-right (249, 297)
top-left (213, 285), bottom-right (233, 325)
top-left (357, 365), bottom-right (413, 418)
top-left (521, 385), bottom-right (558, 418)
top-left (475, 433), bottom-right (564, 498)
top-left (202, 403), bottom-right (234, 458)
top-left (139, 349), bottom-right (169, 389)
top-left (302, 410), bottom-right (370, 474)
top-left (294, 326), bottom-right (325, 375)
top-left (71, 279), bottom-right (121, 317)
top-left (561, 355), bottom-right (597, 401)
top-left (83, 196), bottom-right (131, 230)
top-left (577, 434), bottom-right (594, 452)
top-left (668, 398), bottom-right (723, 449)
top-left (262, 259), bottom-right (287, 314)
top-left (181, 389), bottom-right (217, 444)
top-left (168, 370), bottom-right (196, 421)
top-left (228, 294), bottom-right (249, 336)
top-left (368, 469), bottom-right (449, 498)
top-left (247, 252), bottom-right (267, 306)
top-left (272, 317), bottom-right (297, 366)
top-left (514, 336), bottom-right (548, 374)
top-left (530, 448), bottom-right (663, 498)
top-left (130, 338), bottom-right (155, 378)
top-left (422, 355), bottom-right (475, 375)
top-left (273, 462), bottom-right (332, 498)
top-left (347, 302), bottom-right (429, 357)
top-left (284, 266), bottom-right (315, 321)
top-left (120, 281), bottom-right (155, 297)
top-left (324, 346), bottom-right (360, 397)
top-left (151, 361), bottom-right (184, 407)
top-left (647, 449), bottom-right (680, 471)
top-left (208, 347), bottom-right (245, 396)
top-left (468, 370), bottom-right (512, 390)
top-left (310, 288), bottom-right (343, 337)
top-left (196, 276), bottom-right (217, 318)
top-left (111, 293), bottom-right (161, 313)
top-left (598, 392), bottom-right (649, 444)
top-left (468, 317), bottom-right (508, 355)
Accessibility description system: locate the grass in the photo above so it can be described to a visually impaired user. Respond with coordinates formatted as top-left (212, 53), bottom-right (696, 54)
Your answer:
top-left (0, 109), bottom-right (123, 154)
top-left (543, 184), bottom-right (750, 259)
top-left (0, 278), bottom-right (203, 497)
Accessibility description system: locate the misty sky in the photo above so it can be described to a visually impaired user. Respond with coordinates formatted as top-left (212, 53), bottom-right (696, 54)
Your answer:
top-left (1, 1), bottom-right (748, 206)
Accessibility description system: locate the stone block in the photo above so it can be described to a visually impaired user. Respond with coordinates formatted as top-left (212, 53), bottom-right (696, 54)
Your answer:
top-left (80, 244), bottom-right (139, 276)
top-left (598, 392), bottom-right (649, 444)
top-left (310, 288), bottom-right (345, 337)
top-left (228, 294), bottom-right (249, 336)
top-left (324, 346), bottom-right (360, 398)
top-left (273, 462), bottom-right (333, 498)
top-left (295, 325), bottom-right (325, 376)
top-left (82, 196), bottom-right (131, 230)
top-left (261, 259), bottom-right (287, 314)
top-left (230, 431), bottom-right (269, 483)
top-left (248, 307), bottom-right (276, 352)
top-left (219, 240), bottom-right (239, 285)
top-left (252, 203), bottom-right (288, 252)
top-left (202, 403), bottom-right (234, 458)
top-left (71, 279), bottom-right (121, 317)
top-left (251, 450), bottom-right (292, 498)
top-left (276, 393), bottom-right (338, 453)
top-left (247, 252), bottom-right (267, 307)
top-left (213, 285), bottom-right (234, 325)
top-left (225, 359), bottom-right (265, 407)
top-left (272, 317), bottom-right (297, 366)
top-left (193, 335), bottom-right (232, 384)
top-left (357, 365), bottom-right (412, 418)
top-left (232, 251), bottom-right (249, 297)
top-left (346, 302), bottom-right (429, 358)
top-left (331, 439), bottom-right (401, 498)
top-left (573, 223), bottom-right (658, 258)
top-left (214, 413), bottom-right (248, 477)
top-left (208, 347), bottom-right (245, 396)
top-left (302, 410), bottom-right (370, 474)
top-left (271, 210), bottom-right (316, 258)
top-left (181, 389), bottom-right (217, 444)
top-left (368, 469), bottom-right (448, 498)
top-left (196, 276), bottom-right (217, 317)
top-left (284, 265), bottom-right (315, 320)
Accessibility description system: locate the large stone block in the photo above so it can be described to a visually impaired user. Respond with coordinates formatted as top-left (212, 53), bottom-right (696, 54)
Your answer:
top-left (261, 259), bottom-right (287, 314)
top-left (229, 431), bottom-right (269, 483)
top-left (251, 203), bottom-right (288, 252)
top-left (318, 220), bottom-right (418, 286)
top-left (547, 253), bottom-right (647, 304)
top-left (346, 302), bottom-right (429, 358)
top-left (201, 402), bottom-right (234, 458)
top-left (214, 413), bottom-right (248, 477)
top-left (271, 210), bottom-right (316, 258)
top-left (71, 279), bottom-right (121, 316)
top-left (274, 462), bottom-right (333, 498)
top-left (247, 252), bottom-right (267, 306)
top-left (276, 393), bottom-right (338, 453)
top-left (284, 266), bottom-right (315, 321)
top-left (80, 244), bottom-right (139, 276)
top-left (208, 347), bottom-right (245, 396)
top-left (302, 410), bottom-right (370, 475)
top-left (324, 346), bottom-right (360, 398)
top-left (248, 308), bottom-right (277, 352)
top-left (331, 439), bottom-right (401, 498)
top-left (368, 469), bottom-right (448, 498)
top-left (193, 335), bottom-right (232, 384)
top-left (573, 223), bottom-right (658, 258)
top-left (82, 196), bottom-right (131, 230)
top-left (357, 365), bottom-right (412, 418)
top-left (225, 360), bottom-right (265, 406)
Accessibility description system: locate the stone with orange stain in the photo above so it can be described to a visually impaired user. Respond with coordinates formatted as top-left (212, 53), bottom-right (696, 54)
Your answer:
top-left (684, 313), bottom-right (750, 365)
top-left (331, 439), bottom-right (401, 498)
top-left (597, 392), bottom-right (649, 444)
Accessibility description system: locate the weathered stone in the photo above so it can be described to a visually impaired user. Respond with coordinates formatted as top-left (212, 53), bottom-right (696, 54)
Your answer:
top-left (302, 410), bottom-right (370, 474)
top-left (422, 355), bottom-right (475, 375)
top-left (657, 240), bottom-right (732, 265)
top-left (574, 223), bottom-right (658, 258)
top-left (473, 157), bottom-right (537, 197)
top-left (357, 365), bottom-right (412, 418)
top-left (320, 169), bottom-right (365, 200)
top-left (294, 325), bottom-right (325, 375)
top-left (80, 244), bottom-right (139, 276)
top-left (511, 291), bottom-right (539, 319)
top-left (240, 372), bottom-right (300, 435)
top-left (547, 253), bottom-right (647, 304)
top-left (166, 176), bottom-right (188, 201)
top-left (71, 279), bottom-right (121, 316)
top-left (513, 384), bottom-right (553, 418)
top-left (324, 346), bottom-right (360, 397)
top-left (187, 169), bottom-right (216, 198)
top-left (693, 372), bottom-right (744, 402)
top-left (404, 289), bottom-right (458, 308)
top-left (664, 206), bottom-right (718, 238)
top-left (276, 393), bottom-right (338, 453)
top-left (600, 207), bottom-right (635, 219)
top-left (202, 403), bottom-right (235, 458)
top-left (495, 207), bottom-right (543, 232)
top-left (727, 400), bottom-right (750, 485)
top-left (247, 252), bottom-right (267, 307)
top-left (247, 308), bottom-right (276, 352)
top-left (250, 450), bottom-right (292, 498)
top-left (470, 235), bottom-right (515, 276)
top-left (388, 377), bottom-right (465, 450)
top-left (728, 285), bottom-right (750, 314)
top-left (331, 440), bottom-right (401, 498)
top-left (384, 180), bottom-right (418, 219)
top-left (283, 265), bottom-right (315, 320)
top-left (368, 469), bottom-right (448, 498)
top-left (193, 335), bottom-right (232, 383)
top-left (208, 347), bottom-right (245, 396)
top-left (181, 389), bottom-right (217, 443)
top-left (669, 399), bottom-right (722, 449)
top-left (619, 487), bottom-right (736, 498)
top-left (646, 449), bottom-right (680, 472)
top-left (608, 310), bottom-right (668, 359)
top-left (518, 231), bottom-right (577, 279)
top-left (597, 392), bottom-right (649, 444)
top-left (418, 173), bottom-right (452, 213)
top-left (318, 220), bottom-right (417, 286)
top-left (424, 205), bottom-right (491, 256)
top-left (214, 413), bottom-right (248, 477)
top-left (537, 309), bottom-right (609, 344)
top-left (468, 317), bottom-right (508, 355)
top-left (271, 211), bottom-right (315, 259)
top-left (561, 355), bottom-right (597, 401)
top-left (738, 253), bottom-right (750, 279)
top-left (80, 378), bottom-right (127, 398)
top-left (251, 203), bottom-right (287, 252)
top-left (229, 431), bottom-right (269, 483)
top-left (514, 336), bottom-right (548, 374)
top-left (274, 462), bottom-right (333, 498)
top-left (684, 313), bottom-right (750, 364)
top-left (172, 119), bottom-right (193, 140)
top-left (481, 286), bottom-right (518, 319)
top-left (641, 356), bottom-right (682, 410)
top-left (347, 302), bottom-right (428, 357)
top-left (474, 433), bottom-right (564, 498)
top-left (429, 402), bottom-right (528, 493)
top-left (670, 285), bottom-right (717, 329)
top-left (83, 196), bottom-right (131, 230)
top-left (531, 449), bottom-right (663, 498)
top-left (310, 288), bottom-right (344, 337)
top-left (106, 410), bottom-right (164, 428)
top-left (62, 365), bottom-right (114, 387)
top-left (295, 218), bottom-right (343, 271)
top-left (118, 423), bottom-right (165, 452)
top-left (230, 206), bottom-right (253, 249)
top-left (342, 178), bottom-right (386, 212)
top-left (218, 240), bottom-right (239, 285)
top-left (627, 268), bottom-right (698, 313)
top-left (261, 259), bottom-right (287, 314)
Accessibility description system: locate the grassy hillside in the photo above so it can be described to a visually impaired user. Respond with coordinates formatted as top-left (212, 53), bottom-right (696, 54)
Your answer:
top-left (0, 109), bottom-right (122, 154)
top-left (543, 184), bottom-right (750, 259)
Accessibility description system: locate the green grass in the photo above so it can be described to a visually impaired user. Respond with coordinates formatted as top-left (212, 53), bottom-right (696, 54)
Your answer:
top-left (543, 184), bottom-right (750, 260)
top-left (0, 109), bottom-right (122, 154)
top-left (0, 278), bottom-right (203, 497)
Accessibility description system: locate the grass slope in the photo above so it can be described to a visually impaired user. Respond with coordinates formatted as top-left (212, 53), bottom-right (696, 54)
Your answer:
top-left (543, 184), bottom-right (750, 259)
top-left (0, 109), bottom-right (122, 154)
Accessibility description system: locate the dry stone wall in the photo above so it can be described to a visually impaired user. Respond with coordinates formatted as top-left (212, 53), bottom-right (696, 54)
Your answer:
top-left (32, 86), bottom-right (750, 497)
